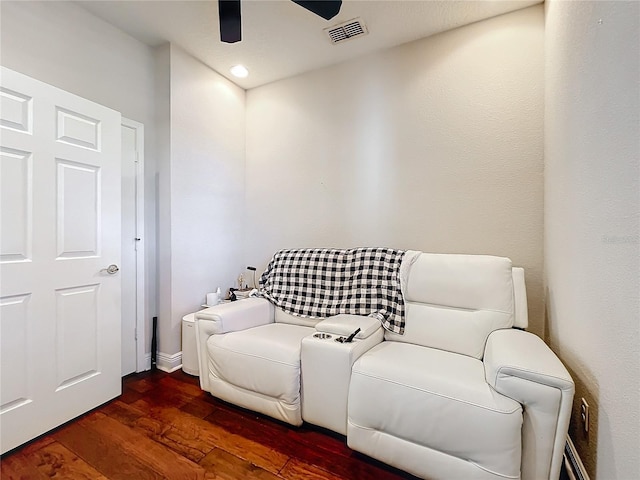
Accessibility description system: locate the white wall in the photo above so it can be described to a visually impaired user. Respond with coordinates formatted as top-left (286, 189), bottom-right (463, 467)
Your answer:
top-left (0, 0), bottom-right (158, 356)
top-left (155, 45), bottom-right (246, 359)
top-left (246, 6), bottom-right (545, 334)
top-left (0, 2), bottom-right (246, 367)
top-left (545, 2), bottom-right (640, 478)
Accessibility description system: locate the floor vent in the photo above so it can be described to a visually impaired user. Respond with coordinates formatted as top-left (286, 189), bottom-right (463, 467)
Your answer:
top-left (564, 436), bottom-right (590, 480)
top-left (325, 18), bottom-right (368, 44)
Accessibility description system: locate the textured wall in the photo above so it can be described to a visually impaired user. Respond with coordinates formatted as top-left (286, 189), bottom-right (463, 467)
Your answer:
top-left (1, 0), bottom-right (158, 355)
top-left (545, 1), bottom-right (640, 478)
top-left (245, 6), bottom-right (545, 334)
top-left (162, 45), bottom-right (246, 356)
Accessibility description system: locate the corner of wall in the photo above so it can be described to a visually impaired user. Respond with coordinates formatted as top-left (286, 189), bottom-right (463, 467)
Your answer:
top-left (153, 43), bottom-right (174, 355)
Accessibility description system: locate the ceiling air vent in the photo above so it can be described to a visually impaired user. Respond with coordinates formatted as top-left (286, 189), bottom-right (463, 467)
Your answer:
top-left (325, 18), bottom-right (368, 44)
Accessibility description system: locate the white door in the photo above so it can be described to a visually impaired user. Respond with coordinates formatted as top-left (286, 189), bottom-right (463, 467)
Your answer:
top-left (0, 67), bottom-right (122, 454)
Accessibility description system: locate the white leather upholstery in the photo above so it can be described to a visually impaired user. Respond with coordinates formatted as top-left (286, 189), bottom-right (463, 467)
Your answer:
top-left (347, 427), bottom-right (515, 480)
top-left (349, 342), bottom-right (522, 479)
top-left (389, 303), bottom-right (513, 359)
top-left (274, 307), bottom-right (320, 327)
top-left (206, 323), bottom-right (313, 425)
top-left (314, 314), bottom-right (381, 339)
top-left (484, 329), bottom-right (574, 480)
top-left (196, 298), bottom-right (274, 334)
top-left (404, 254), bottom-right (515, 312)
top-left (301, 327), bottom-right (383, 434)
top-left (194, 251), bottom-right (574, 480)
top-left (386, 253), bottom-right (514, 359)
top-left (195, 298), bottom-right (274, 391)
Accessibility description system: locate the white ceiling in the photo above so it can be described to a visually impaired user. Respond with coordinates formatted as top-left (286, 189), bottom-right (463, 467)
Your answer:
top-left (78, 0), bottom-right (541, 90)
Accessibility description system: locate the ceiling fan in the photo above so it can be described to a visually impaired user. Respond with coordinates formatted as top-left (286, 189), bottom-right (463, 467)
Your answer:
top-left (219, 0), bottom-right (343, 43)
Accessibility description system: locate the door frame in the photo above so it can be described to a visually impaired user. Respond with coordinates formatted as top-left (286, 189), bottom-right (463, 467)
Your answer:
top-left (121, 117), bottom-right (146, 373)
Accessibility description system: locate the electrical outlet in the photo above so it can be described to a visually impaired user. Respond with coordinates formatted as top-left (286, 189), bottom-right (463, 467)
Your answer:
top-left (580, 398), bottom-right (589, 433)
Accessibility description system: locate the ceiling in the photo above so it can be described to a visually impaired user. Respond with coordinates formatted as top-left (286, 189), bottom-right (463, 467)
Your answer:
top-left (78, 0), bottom-right (541, 90)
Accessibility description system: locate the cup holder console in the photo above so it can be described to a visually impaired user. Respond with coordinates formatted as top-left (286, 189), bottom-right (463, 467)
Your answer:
top-left (313, 333), bottom-right (333, 340)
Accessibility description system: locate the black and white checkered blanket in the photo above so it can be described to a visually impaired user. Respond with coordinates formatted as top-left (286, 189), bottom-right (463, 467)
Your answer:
top-left (258, 248), bottom-right (407, 334)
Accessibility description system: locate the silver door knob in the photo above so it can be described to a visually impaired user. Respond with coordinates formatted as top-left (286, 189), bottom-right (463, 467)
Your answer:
top-left (102, 264), bottom-right (119, 274)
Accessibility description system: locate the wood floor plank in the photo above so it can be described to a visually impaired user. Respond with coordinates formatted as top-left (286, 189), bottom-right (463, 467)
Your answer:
top-left (205, 401), bottom-right (291, 437)
top-left (102, 398), bottom-right (147, 425)
top-left (119, 385), bottom-right (145, 404)
top-left (180, 395), bottom-right (218, 419)
top-left (57, 411), bottom-right (207, 479)
top-left (131, 398), bottom-right (289, 474)
top-left (103, 399), bottom-right (214, 462)
top-left (198, 447), bottom-right (282, 480)
top-left (204, 404), bottom-right (410, 479)
top-left (0, 450), bottom-right (53, 480)
top-left (156, 375), bottom-right (205, 398)
top-left (133, 380), bottom-right (200, 410)
top-left (105, 397), bottom-right (287, 472)
top-left (2, 370), bottom-right (419, 480)
top-left (126, 377), bottom-right (157, 395)
top-left (30, 441), bottom-right (109, 479)
top-left (53, 416), bottom-right (163, 480)
top-left (279, 457), bottom-right (345, 480)
top-left (287, 426), bottom-right (352, 458)
top-left (206, 407), bottom-right (349, 464)
top-left (84, 411), bottom-right (208, 479)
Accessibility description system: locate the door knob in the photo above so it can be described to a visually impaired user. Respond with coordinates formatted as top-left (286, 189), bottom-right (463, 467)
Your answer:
top-left (101, 264), bottom-right (120, 274)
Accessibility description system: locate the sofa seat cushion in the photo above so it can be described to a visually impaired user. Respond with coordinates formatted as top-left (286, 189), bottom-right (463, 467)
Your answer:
top-left (349, 342), bottom-right (523, 478)
top-left (207, 323), bottom-right (314, 402)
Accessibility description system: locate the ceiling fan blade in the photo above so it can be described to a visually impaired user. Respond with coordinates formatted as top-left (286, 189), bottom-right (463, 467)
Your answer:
top-left (291, 0), bottom-right (342, 20)
top-left (219, 0), bottom-right (242, 43)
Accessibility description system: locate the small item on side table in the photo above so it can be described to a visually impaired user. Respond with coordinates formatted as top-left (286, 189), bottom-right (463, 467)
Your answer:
top-left (206, 291), bottom-right (220, 306)
top-left (247, 266), bottom-right (257, 288)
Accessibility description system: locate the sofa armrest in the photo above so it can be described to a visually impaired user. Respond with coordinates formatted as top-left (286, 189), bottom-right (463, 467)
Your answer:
top-left (195, 298), bottom-right (274, 390)
top-left (195, 297), bottom-right (274, 334)
top-left (315, 314), bottom-right (381, 339)
top-left (484, 329), bottom-right (574, 480)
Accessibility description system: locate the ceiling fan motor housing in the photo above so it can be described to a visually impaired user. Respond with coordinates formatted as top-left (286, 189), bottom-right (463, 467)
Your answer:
top-left (219, 0), bottom-right (343, 43)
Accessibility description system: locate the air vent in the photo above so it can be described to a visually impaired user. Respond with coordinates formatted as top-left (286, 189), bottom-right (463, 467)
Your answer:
top-left (325, 18), bottom-right (368, 44)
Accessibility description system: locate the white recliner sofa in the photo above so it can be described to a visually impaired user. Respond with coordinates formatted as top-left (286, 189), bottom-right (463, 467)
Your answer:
top-left (194, 252), bottom-right (574, 480)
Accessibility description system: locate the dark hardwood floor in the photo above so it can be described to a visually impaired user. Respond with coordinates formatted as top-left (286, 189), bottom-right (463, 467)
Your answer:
top-left (1, 369), bottom-right (417, 479)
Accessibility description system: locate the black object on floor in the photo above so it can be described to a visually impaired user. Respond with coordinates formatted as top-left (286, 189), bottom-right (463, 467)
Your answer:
top-left (151, 316), bottom-right (157, 370)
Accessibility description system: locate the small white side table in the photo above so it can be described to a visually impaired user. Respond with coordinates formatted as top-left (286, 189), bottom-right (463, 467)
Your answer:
top-left (181, 312), bottom-right (201, 376)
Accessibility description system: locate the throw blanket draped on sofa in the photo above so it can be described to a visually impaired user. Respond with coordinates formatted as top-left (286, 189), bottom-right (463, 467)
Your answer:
top-left (258, 248), bottom-right (407, 334)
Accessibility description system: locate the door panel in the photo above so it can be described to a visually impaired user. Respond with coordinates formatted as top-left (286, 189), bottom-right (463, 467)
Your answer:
top-left (0, 294), bottom-right (31, 412)
top-left (0, 86), bottom-right (32, 133)
top-left (54, 284), bottom-right (100, 389)
top-left (55, 107), bottom-right (101, 151)
top-left (56, 159), bottom-right (101, 258)
top-left (0, 147), bottom-right (32, 262)
top-left (0, 67), bottom-right (122, 454)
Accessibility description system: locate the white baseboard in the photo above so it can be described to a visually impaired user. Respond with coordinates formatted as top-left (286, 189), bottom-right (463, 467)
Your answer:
top-left (564, 435), bottom-right (590, 480)
top-left (156, 351), bottom-right (182, 373)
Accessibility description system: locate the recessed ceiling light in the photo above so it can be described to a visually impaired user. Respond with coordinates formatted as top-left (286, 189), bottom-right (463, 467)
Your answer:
top-left (230, 65), bottom-right (249, 78)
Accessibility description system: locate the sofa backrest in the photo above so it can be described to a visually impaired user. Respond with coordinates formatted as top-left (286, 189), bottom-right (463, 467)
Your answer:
top-left (385, 253), bottom-right (516, 359)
